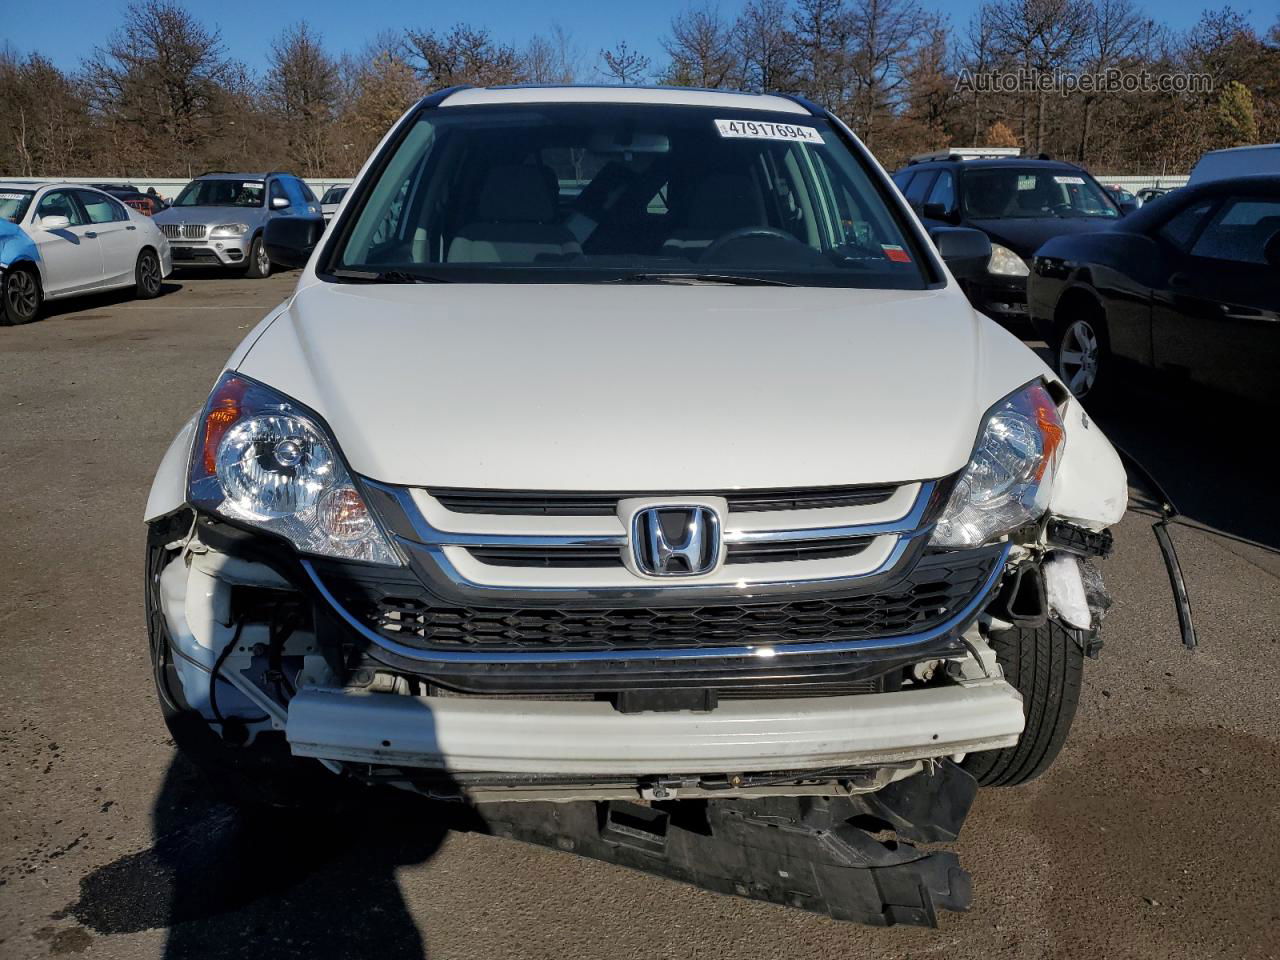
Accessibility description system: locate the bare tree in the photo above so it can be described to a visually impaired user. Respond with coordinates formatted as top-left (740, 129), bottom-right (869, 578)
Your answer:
top-left (985, 0), bottom-right (1091, 152)
top-left (734, 0), bottom-right (801, 93)
top-left (792, 0), bottom-right (854, 111)
top-left (84, 0), bottom-right (240, 174)
top-left (405, 24), bottom-right (525, 90)
top-left (265, 23), bottom-right (339, 177)
top-left (337, 44), bottom-right (422, 164)
top-left (846, 0), bottom-right (923, 146)
top-left (0, 52), bottom-right (90, 176)
top-left (1074, 0), bottom-right (1146, 161)
top-left (598, 41), bottom-right (652, 84)
top-left (661, 5), bottom-right (741, 88)
top-left (523, 25), bottom-right (580, 83)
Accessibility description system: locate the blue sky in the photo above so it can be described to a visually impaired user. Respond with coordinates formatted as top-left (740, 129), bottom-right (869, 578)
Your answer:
top-left (4, 0), bottom-right (1275, 75)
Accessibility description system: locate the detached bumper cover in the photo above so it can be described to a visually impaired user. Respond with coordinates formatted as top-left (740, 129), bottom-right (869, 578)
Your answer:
top-left (286, 678), bottom-right (1025, 775)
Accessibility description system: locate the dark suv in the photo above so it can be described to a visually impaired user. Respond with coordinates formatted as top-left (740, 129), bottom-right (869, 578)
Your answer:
top-left (893, 150), bottom-right (1123, 327)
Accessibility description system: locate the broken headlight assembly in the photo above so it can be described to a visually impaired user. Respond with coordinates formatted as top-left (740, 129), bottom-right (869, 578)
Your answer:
top-left (187, 372), bottom-right (400, 565)
top-left (930, 381), bottom-right (1064, 548)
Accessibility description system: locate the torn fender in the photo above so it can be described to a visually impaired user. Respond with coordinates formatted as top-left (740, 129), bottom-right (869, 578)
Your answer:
top-left (1048, 397), bottom-right (1126, 530)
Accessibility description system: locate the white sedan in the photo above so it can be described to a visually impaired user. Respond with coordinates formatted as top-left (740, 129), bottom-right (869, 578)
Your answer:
top-left (1, 181), bottom-right (173, 325)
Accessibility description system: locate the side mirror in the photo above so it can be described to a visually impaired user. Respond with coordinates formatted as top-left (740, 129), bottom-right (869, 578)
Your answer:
top-left (40, 215), bottom-right (71, 231)
top-left (922, 202), bottom-right (958, 224)
top-left (264, 216), bottom-right (323, 269)
top-left (271, 196), bottom-right (291, 210)
top-left (928, 226), bottom-right (992, 281)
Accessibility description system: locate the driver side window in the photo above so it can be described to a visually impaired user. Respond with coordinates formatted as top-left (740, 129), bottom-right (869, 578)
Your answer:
top-left (36, 191), bottom-right (85, 226)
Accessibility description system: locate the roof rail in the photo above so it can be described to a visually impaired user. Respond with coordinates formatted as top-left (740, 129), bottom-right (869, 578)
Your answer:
top-left (195, 170), bottom-right (232, 177)
top-left (908, 147), bottom-right (1022, 164)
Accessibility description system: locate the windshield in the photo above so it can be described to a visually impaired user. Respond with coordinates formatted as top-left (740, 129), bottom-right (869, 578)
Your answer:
top-left (173, 179), bottom-right (265, 208)
top-left (963, 168), bottom-right (1119, 220)
top-left (0, 190), bottom-right (35, 223)
top-left (322, 186), bottom-right (347, 204)
top-left (331, 103), bottom-right (928, 288)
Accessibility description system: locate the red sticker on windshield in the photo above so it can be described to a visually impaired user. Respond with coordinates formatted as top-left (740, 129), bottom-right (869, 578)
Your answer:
top-left (881, 244), bottom-right (911, 263)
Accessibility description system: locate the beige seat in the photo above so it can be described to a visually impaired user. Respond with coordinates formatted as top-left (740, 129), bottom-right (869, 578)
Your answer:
top-left (448, 165), bottom-right (581, 264)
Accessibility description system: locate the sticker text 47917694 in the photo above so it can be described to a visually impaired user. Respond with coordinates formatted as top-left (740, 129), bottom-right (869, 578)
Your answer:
top-left (714, 119), bottom-right (824, 144)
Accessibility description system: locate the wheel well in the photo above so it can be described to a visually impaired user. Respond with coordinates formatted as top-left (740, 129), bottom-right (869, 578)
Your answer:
top-left (6, 258), bottom-right (42, 292)
top-left (1054, 287), bottom-right (1107, 345)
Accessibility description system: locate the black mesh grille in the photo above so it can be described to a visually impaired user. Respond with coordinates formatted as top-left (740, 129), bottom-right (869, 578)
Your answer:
top-left (338, 550), bottom-right (998, 653)
top-left (429, 484), bottom-right (897, 516)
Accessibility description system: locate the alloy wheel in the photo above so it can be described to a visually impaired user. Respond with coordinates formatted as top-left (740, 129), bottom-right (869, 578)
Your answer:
top-left (140, 254), bottom-right (161, 295)
top-left (1058, 319), bottom-right (1100, 397)
top-left (6, 270), bottom-right (38, 320)
top-left (256, 241), bottom-right (271, 275)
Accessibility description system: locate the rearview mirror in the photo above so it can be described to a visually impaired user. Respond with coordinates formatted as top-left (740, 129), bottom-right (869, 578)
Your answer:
top-left (40, 215), bottom-right (71, 231)
top-left (271, 196), bottom-right (291, 210)
top-left (264, 216), bottom-right (323, 269)
top-left (928, 226), bottom-right (992, 281)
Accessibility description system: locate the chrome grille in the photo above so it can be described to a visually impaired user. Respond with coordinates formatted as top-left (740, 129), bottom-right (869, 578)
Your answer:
top-left (161, 223), bottom-right (206, 240)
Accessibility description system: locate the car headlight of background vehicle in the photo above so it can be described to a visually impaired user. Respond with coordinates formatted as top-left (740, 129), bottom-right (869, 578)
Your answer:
top-left (930, 381), bottom-right (1065, 548)
top-left (209, 223), bottom-right (249, 238)
top-left (188, 373), bottom-right (399, 565)
top-left (987, 243), bottom-right (1029, 277)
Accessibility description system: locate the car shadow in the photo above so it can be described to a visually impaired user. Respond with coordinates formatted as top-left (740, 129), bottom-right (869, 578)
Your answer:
top-left (62, 754), bottom-right (478, 959)
top-left (1083, 380), bottom-right (1279, 555)
top-left (40, 281), bottom-right (183, 319)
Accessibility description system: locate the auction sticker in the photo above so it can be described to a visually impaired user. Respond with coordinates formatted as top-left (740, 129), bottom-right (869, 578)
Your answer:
top-left (715, 119), bottom-right (824, 143)
top-left (1054, 175), bottom-right (1085, 185)
top-left (881, 244), bottom-right (912, 263)
top-left (0, 193), bottom-right (27, 200)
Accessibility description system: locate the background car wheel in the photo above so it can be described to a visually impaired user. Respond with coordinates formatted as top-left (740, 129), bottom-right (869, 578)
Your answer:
top-left (1, 265), bottom-right (42, 325)
top-left (244, 235), bottom-right (272, 279)
top-left (961, 620), bottom-right (1084, 787)
top-left (1055, 312), bottom-right (1109, 402)
top-left (135, 249), bottom-right (163, 299)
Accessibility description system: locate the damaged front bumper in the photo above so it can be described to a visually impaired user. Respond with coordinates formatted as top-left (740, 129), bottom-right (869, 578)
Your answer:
top-left (148, 514), bottom-right (1043, 802)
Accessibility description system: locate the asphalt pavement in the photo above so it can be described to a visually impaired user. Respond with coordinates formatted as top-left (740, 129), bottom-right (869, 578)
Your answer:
top-left (1, 271), bottom-right (1277, 959)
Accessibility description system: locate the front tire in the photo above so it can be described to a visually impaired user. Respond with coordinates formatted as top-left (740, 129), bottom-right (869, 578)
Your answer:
top-left (244, 234), bottom-right (272, 279)
top-left (1054, 311), bottom-right (1109, 403)
top-left (962, 621), bottom-right (1084, 786)
top-left (1, 264), bottom-right (42, 325)
top-left (135, 249), bottom-right (163, 299)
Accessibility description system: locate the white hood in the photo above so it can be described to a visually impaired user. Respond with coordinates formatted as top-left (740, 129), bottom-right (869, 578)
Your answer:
top-left (235, 281), bottom-right (1051, 490)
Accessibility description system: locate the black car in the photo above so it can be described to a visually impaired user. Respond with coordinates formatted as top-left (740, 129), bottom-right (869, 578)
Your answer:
top-left (1029, 175), bottom-right (1280, 403)
top-left (892, 151), bottom-right (1124, 327)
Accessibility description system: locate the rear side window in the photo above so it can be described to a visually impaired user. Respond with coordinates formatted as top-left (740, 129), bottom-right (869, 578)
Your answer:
top-left (891, 171), bottom-right (914, 192)
top-left (298, 181), bottom-right (318, 203)
top-left (1189, 198), bottom-right (1280, 264)
top-left (78, 191), bottom-right (127, 223)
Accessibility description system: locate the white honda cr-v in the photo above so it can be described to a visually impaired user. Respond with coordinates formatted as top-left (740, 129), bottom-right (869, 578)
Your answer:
top-left (145, 85), bottom-right (1126, 919)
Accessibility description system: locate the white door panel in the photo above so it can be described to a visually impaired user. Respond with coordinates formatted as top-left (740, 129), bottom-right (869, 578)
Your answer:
top-left (30, 190), bottom-right (105, 296)
top-left (78, 190), bottom-right (139, 286)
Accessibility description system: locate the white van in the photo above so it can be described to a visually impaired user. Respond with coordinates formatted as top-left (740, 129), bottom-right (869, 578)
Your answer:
top-left (1188, 143), bottom-right (1280, 184)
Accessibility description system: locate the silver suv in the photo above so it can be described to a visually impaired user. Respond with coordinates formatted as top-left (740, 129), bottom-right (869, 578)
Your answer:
top-left (153, 171), bottom-right (322, 278)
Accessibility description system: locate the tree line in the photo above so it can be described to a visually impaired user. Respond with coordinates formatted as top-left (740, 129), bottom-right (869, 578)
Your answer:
top-left (1, 0), bottom-right (1276, 180)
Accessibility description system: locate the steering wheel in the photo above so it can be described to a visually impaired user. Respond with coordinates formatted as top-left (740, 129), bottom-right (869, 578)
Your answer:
top-left (701, 226), bottom-right (800, 261)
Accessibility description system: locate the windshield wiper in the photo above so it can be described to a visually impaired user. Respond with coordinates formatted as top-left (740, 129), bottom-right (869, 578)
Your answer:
top-left (329, 268), bottom-right (451, 283)
top-left (607, 272), bottom-right (795, 287)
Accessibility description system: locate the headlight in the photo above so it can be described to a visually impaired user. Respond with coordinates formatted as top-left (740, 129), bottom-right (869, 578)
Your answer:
top-left (930, 382), bottom-right (1065, 548)
top-left (188, 373), bottom-right (399, 565)
top-left (988, 243), bottom-right (1029, 277)
top-left (209, 223), bottom-right (249, 237)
